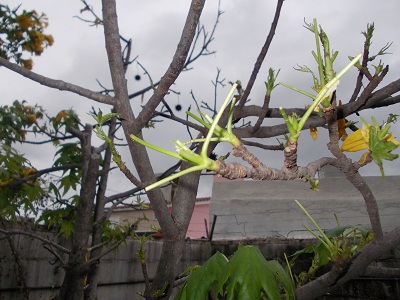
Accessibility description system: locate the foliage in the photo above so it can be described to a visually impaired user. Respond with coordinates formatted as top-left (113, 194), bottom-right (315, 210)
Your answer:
top-left (0, 100), bottom-right (44, 145)
top-left (290, 200), bottom-right (373, 285)
top-left (0, 100), bottom-right (84, 221)
top-left (175, 246), bottom-right (294, 300)
top-left (0, 4), bottom-right (54, 69)
top-left (340, 115), bottom-right (399, 176)
top-left (0, 143), bottom-right (44, 218)
top-left (0, 2), bottom-right (400, 299)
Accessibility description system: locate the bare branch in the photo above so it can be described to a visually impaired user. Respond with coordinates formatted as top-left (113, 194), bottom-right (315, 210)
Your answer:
top-left (237, 0), bottom-right (284, 109)
top-left (325, 109), bottom-right (383, 239)
top-left (134, 0), bottom-right (207, 129)
top-left (241, 139), bottom-right (284, 151)
top-left (0, 57), bottom-right (114, 105)
top-left (0, 229), bottom-right (71, 254)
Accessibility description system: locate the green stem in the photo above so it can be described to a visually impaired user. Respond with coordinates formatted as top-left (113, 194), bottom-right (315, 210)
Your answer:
top-left (279, 107), bottom-right (297, 140)
top-left (303, 225), bottom-right (333, 253)
top-left (295, 200), bottom-right (335, 250)
top-left (201, 83), bottom-right (237, 158)
top-left (145, 165), bottom-right (205, 191)
top-left (279, 82), bottom-right (316, 100)
top-left (130, 134), bottom-right (182, 160)
top-left (186, 111), bottom-right (211, 129)
top-left (297, 52), bottom-right (362, 132)
top-left (313, 19), bottom-right (326, 87)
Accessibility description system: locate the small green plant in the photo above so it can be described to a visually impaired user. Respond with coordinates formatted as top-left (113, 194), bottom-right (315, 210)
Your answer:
top-left (289, 200), bottom-right (373, 285)
top-left (175, 245), bottom-right (294, 300)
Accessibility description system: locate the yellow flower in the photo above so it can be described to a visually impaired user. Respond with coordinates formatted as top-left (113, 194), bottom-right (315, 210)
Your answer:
top-left (44, 34), bottom-right (54, 46)
top-left (21, 167), bottom-right (36, 177)
top-left (21, 58), bottom-right (33, 70)
top-left (340, 124), bottom-right (369, 152)
top-left (309, 127), bottom-right (318, 141)
top-left (54, 110), bottom-right (68, 124)
top-left (387, 135), bottom-right (400, 146)
top-left (16, 14), bottom-right (34, 30)
top-left (27, 113), bottom-right (37, 123)
top-left (341, 122), bottom-right (399, 152)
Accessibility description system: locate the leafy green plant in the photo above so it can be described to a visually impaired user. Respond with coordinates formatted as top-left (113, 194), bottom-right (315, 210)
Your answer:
top-left (290, 200), bottom-right (373, 285)
top-left (175, 245), bottom-right (294, 300)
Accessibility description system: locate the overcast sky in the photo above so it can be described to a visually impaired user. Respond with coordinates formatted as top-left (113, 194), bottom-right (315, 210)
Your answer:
top-left (1, 0), bottom-right (399, 199)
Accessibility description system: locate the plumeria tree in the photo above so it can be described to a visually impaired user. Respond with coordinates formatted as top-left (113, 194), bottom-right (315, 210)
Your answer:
top-left (1, 1), bottom-right (221, 299)
top-left (1, 1), bottom-right (400, 300)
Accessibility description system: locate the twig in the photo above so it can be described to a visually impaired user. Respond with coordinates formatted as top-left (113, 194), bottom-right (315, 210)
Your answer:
top-left (237, 0), bottom-right (284, 109)
top-left (241, 139), bottom-right (284, 151)
top-left (0, 229), bottom-right (71, 253)
top-left (0, 57), bottom-right (114, 105)
top-left (134, 0), bottom-right (207, 129)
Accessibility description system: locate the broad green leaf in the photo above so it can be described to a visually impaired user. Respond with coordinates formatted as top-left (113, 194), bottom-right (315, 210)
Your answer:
top-left (266, 260), bottom-right (295, 299)
top-left (356, 225), bottom-right (372, 239)
top-left (314, 242), bottom-right (333, 267)
top-left (175, 252), bottom-right (228, 300)
top-left (215, 245), bottom-right (283, 300)
top-left (59, 220), bottom-right (75, 239)
top-left (324, 225), bottom-right (351, 239)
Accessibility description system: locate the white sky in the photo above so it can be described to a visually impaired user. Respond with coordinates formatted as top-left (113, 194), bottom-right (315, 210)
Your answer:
top-left (1, 0), bottom-right (399, 199)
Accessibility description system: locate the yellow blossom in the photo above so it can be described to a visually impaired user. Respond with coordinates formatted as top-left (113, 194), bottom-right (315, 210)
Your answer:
top-left (27, 113), bottom-right (37, 123)
top-left (340, 124), bottom-right (369, 152)
top-left (54, 110), bottom-right (68, 124)
top-left (341, 122), bottom-right (399, 152)
top-left (16, 14), bottom-right (34, 30)
top-left (309, 127), bottom-right (318, 141)
top-left (21, 58), bottom-right (33, 70)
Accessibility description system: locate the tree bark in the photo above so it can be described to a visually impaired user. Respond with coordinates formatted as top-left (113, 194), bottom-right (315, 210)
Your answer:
top-left (84, 116), bottom-right (117, 300)
top-left (295, 226), bottom-right (400, 300)
top-left (59, 126), bottom-right (99, 300)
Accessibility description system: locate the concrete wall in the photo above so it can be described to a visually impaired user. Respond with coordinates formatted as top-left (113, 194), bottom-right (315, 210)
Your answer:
top-left (210, 175), bottom-right (400, 239)
top-left (109, 206), bottom-right (160, 233)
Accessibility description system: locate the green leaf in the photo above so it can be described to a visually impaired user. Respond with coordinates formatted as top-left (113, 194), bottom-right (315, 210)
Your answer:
top-left (324, 225), bottom-right (351, 239)
top-left (267, 260), bottom-right (295, 299)
top-left (59, 220), bottom-right (75, 239)
top-left (175, 252), bottom-right (228, 300)
top-left (356, 225), bottom-right (372, 239)
top-left (314, 242), bottom-right (333, 267)
top-left (215, 246), bottom-right (284, 300)
top-left (369, 125), bottom-right (399, 177)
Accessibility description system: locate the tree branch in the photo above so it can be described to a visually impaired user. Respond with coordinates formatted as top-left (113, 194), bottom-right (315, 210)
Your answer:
top-left (0, 228), bottom-right (71, 254)
top-left (295, 226), bottom-right (400, 300)
top-left (0, 57), bottom-right (115, 105)
top-left (134, 0), bottom-right (206, 129)
top-left (0, 163), bottom-right (81, 189)
top-left (237, 0), bottom-right (284, 109)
